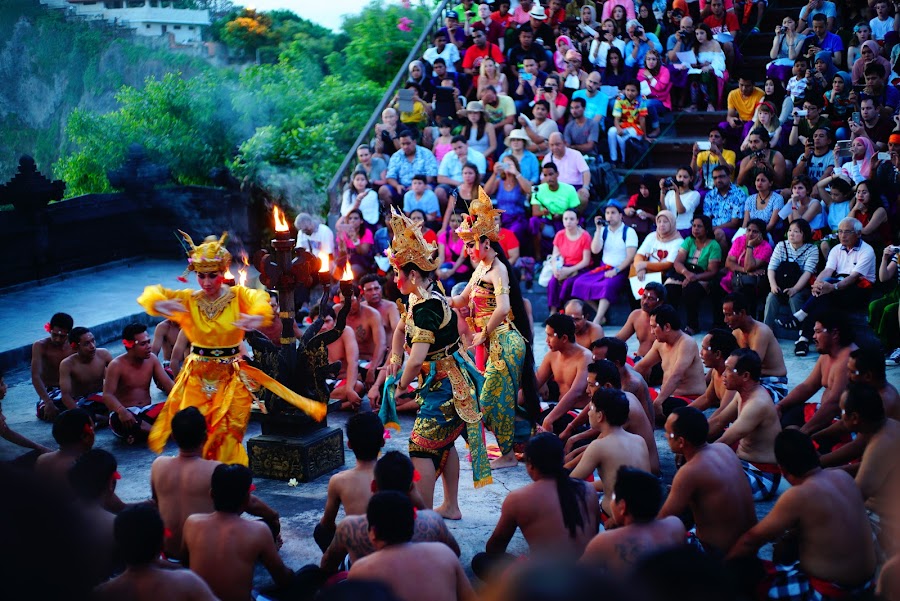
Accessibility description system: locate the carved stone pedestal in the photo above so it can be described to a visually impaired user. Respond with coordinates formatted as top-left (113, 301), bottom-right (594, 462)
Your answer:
top-left (247, 427), bottom-right (344, 482)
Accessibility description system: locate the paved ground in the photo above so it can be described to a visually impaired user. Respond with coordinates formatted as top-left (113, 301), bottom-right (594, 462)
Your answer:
top-left (2, 260), bottom-right (899, 588)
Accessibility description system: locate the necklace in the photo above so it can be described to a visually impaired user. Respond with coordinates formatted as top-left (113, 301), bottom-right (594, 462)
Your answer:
top-left (193, 289), bottom-right (235, 321)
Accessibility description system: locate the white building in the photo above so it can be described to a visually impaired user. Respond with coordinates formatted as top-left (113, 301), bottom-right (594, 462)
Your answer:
top-left (41, 0), bottom-right (211, 44)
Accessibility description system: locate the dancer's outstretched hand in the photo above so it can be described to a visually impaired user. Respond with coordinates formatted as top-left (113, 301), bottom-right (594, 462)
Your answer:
top-left (155, 300), bottom-right (187, 316)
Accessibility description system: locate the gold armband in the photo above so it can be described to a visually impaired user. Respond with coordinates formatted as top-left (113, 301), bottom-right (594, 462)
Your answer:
top-left (409, 325), bottom-right (436, 345)
top-left (390, 353), bottom-right (403, 365)
top-left (496, 285), bottom-right (511, 295)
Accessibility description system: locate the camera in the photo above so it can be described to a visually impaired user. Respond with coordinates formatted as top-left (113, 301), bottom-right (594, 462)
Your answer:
top-left (678, 30), bottom-right (689, 39)
top-left (795, 109), bottom-right (808, 117)
top-left (754, 150), bottom-right (766, 159)
top-left (635, 26), bottom-right (644, 35)
top-left (595, 215), bottom-right (608, 226)
top-left (664, 177), bottom-right (675, 187)
top-left (497, 163), bottom-right (507, 172)
top-left (779, 26), bottom-right (787, 33)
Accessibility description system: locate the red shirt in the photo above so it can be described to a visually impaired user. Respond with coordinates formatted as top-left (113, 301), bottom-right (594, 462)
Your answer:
top-left (491, 10), bottom-right (515, 29)
top-left (703, 12), bottom-right (739, 36)
top-left (463, 42), bottom-right (505, 89)
top-left (423, 229), bottom-right (438, 245)
top-left (498, 228), bottom-right (519, 257)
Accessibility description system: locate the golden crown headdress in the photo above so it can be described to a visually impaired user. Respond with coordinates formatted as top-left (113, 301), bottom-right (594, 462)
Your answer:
top-left (455, 187), bottom-right (503, 243)
top-left (386, 207), bottom-right (440, 271)
top-left (179, 230), bottom-right (232, 274)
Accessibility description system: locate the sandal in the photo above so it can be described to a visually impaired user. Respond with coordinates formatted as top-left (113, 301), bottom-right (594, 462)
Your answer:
top-left (777, 316), bottom-right (801, 330)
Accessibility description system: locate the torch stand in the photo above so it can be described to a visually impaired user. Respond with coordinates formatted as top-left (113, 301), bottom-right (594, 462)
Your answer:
top-left (246, 223), bottom-right (344, 482)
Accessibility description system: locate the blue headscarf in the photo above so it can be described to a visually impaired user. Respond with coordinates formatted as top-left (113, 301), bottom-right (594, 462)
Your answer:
top-left (815, 51), bottom-right (837, 82)
top-left (832, 70), bottom-right (851, 99)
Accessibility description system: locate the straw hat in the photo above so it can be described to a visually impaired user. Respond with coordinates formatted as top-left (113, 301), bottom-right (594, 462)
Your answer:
top-left (504, 128), bottom-right (530, 146)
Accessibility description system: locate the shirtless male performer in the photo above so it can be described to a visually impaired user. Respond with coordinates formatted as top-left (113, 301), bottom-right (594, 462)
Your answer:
top-left (561, 360), bottom-right (659, 476)
top-left (315, 411), bottom-right (385, 551)
top-left (348, 491), bottom-right (477, 601)
top-left (716, 349), bottom-right (783, 501)
top-left (473, 433), bottom-right (600, 581)
top-left (182, 464), bottom-right (295, 601)
top-left (589, 336), bottom-right (652, 422)
top-left (536, 313), bottom-right (592, 434)
top-left (658, 407), bottom-right (757, 557)
top-left (35, 408), bottom-right (95, 482)
top-left (33, 312), bottom-right (75, 421)
top-left (320, 451), bottom-right (459, 574)
top-left (313, 304), bottom-right (362, 410)
top-left (151, 407), bottom-right (281, 561)
top-left (775, 311), bottom-right (856, 434)
top-left (151, 318), bottom-right (182, 378)
top-left (104, 324), bottom-right (174, 442)
top-left (570, 388), bottom-right (651, 525)
top-left (59, 327), bottom-right (113, 425)
top-left (581, 466), bottom-right (686, 572)
top-left (94, 505), bottom-right (217, 601)
top-left (334, 286), bottom-right (386, 390)
top-left (634, 304), bottom-right (706, 423)
top-left (360, 275), bottom-right (401, 346)
top-left (565, 299), bottom-right (604, 349)
top-left (816, 346), bottom-right (900, 467)
top-left (727, 430), bottom-right (877, 599)
top-left (616, 282), bottom-right (665, 360)
top-left (689, 328), bottom-right (739, 436)
top-left (0, 371), bottom-right (52, 458)
top-left (843, 382), bottom-right (900, 558)
top-left (722, 293), bottom-right (788, 402)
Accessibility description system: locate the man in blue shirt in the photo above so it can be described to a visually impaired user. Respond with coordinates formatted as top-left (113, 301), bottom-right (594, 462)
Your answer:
top-left (623, 19), bottom-right (662, 69)
top-left (379, 132), bottom-right (438, 208)
top-left (572, 72), bottom-right (610, 124)
top-left (799, 14), bottom-right (843, 66)
top-left (702, 165), bottom-right (746, 252)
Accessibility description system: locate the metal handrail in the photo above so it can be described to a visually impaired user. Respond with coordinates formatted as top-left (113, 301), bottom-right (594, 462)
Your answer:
top-left (325, 0), bottom-right (452, 217)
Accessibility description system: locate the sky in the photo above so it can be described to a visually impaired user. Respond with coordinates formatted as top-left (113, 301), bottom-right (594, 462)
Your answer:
top-left (244, 0), bottom-right (377, 32)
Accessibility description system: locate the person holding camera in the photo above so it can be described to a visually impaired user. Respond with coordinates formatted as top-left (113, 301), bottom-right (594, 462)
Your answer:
top-left (721, 218), bottom-right (773, 319)
top-left (587, 18), bottom-right (626, 71)
top-left (570, 201), bottom-right (638, 325)
top-left (736, 128), bottom-right (787, 192)
top-left (766, 16), bottom-right (805, 82)
top-left (764, 219), bottom-right (819, 355)
top-left (624, 19), bottom-right (663, 69)
top-left (659, 166), bottom-right (701, 236)
top-left (666, 16), bottom-right (695, 110)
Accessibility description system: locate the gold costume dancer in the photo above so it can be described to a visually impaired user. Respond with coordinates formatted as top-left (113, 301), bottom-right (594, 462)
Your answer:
top-left (138, 232), bottom-right (325, 465)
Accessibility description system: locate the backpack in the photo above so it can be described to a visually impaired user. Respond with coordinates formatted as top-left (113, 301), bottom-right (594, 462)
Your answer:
top-left (625, 136), bottom-right (653, 169)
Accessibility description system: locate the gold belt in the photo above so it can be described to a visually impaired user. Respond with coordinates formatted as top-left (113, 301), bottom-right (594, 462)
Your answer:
top-left (419, 355), bottom-right (482, 424)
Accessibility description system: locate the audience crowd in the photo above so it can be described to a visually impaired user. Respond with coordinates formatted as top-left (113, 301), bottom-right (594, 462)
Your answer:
top-left (5, 0), bottom-right (900, 599)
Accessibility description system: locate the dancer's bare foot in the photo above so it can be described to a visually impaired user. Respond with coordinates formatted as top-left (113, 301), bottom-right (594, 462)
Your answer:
top-left (490, 452), bottom-right (518, 469)
top-left (435, 503), bottom-right (462, 520)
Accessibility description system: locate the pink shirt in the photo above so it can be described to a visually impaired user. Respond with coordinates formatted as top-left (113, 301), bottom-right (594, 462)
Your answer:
top-left (542, 148), bottom-right (589, 188)
top-left (720, 235), bottom-right (773, 292)
top-left (600, 0), bottom-right (636, 21)
top-left (638, 67), bottom-right (673, 110)
top-left (553, 229), bottom-right (591, 266)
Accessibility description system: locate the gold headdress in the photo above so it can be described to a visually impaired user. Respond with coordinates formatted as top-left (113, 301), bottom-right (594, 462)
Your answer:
top-left (456, 187), bottom-right (503, 243)
top-left (386, 207), bottom-right (440, 271)
top-left (179, 230), bottom-right (232, 274)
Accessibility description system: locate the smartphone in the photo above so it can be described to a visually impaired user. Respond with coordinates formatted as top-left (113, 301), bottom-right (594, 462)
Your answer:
top-left (878, 152), bottom-right (891, 160)
top-left (836, 140), bottom-right (853, 155)
top-left (522, 72), bottom-right (533, 81)
top-left (581, 24), bottom-right (598, 37)
top-left (697, 141), bottom-right (711, 150)
top-left (852, 112), bottom-right (862, 125)
top-left (398, 89), bottom-right (415, 113)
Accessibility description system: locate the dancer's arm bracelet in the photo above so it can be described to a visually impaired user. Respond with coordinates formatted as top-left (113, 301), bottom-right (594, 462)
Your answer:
top-left (390, 353), bottom-right (403, 365)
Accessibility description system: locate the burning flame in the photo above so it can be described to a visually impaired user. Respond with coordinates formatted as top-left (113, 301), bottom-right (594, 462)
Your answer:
top-left (318, 251), bottom-right (330, 273)
top-left (238, 255), bottom-right (248, 287)
top-left (224, 268), bottom-right (235, 281)
top-left (340, 261), bottom-right (353, 281)
top-left (273, 206), bottom-right (290, 232)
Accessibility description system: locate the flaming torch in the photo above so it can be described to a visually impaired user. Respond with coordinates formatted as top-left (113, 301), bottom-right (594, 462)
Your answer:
top-left (223, 267), bottom-right (236, 286)
top-left (338, 260), bottom-right (355, 298)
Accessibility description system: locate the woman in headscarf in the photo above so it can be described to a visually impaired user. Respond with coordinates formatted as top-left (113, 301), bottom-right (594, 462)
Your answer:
top-left (851, 40), bottom-right (892, 85)
top-left (637, 2), bottom-right (660, 37)
top-left (601, 0), bottom-right (635, 22)
top-left (407, 60), bottom-right (433, 101)
top-left (807, 50), bottom-right (836, 98)
top-left (824, 71), bottom-right (853, 140)
top-left (554, 35), bottom-right (575, 73)
top-left (838, 136), bottom-right (876, 184)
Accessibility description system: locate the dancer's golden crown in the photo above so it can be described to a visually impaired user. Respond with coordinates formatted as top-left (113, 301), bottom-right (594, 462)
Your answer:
top-left (386, 208), bottom-right (440, 271)
top-left (455, 187), bottom-right (503, 244)
top-left (180, 230), bottom-right (232, 273)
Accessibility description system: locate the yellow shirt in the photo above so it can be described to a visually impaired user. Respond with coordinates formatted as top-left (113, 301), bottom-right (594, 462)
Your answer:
top-left (137, 284), bottom-right (272, 349)
top-left (727, 87), bottom-right (764, 122)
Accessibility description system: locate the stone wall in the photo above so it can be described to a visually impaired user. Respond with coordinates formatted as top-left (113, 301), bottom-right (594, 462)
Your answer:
top-left (0, 186), bottom-right (255, 287)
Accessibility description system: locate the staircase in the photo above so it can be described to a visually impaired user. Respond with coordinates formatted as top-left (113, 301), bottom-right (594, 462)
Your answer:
top-left (611, 0), bottom-right (809, 198)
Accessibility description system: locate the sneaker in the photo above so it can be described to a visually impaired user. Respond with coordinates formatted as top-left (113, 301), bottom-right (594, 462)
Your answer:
top-left (794, 339), bottom-right (809, 357)
top-left (777, 316), bottom-right (801, 330)
top-left (749, 27), bottom-right (760, 34)
top-left (889, 347), bottom-right (900, 364)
